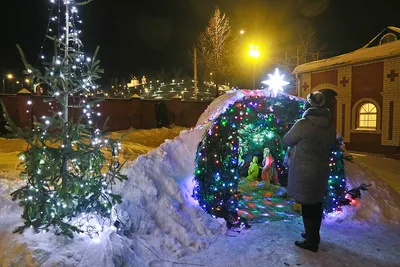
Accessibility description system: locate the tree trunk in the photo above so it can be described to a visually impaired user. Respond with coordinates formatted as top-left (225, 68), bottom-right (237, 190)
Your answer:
top-left (215, 72), bottom-right (219, 98)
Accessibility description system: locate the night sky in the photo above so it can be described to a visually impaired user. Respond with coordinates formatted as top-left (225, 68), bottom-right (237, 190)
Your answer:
top-left (2, 0), bottom-right (400, 86)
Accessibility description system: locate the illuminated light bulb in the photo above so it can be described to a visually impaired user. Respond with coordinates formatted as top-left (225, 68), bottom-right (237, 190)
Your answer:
top-left (27, 100), bottom-right (32, 105)
top-left (45, 120), bottom-right (50, 125)
top-left (56, 59), bottom-right (61, 65)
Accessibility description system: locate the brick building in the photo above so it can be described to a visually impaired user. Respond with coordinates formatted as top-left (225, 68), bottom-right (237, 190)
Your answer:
top-left (293, 26), bottom-right (400, 156)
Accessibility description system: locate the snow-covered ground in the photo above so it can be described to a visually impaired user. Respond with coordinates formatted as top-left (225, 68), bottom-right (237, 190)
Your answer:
top-left (0, 127), bottom-right (186, 180)
top-left (350, 152), bottom-right (400, 192)
top-left (1, 93), bottom-right (400, 266)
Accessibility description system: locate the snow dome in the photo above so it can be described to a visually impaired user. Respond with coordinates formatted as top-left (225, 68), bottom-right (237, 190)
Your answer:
top-left (192, 89), bottom-right (348, 226)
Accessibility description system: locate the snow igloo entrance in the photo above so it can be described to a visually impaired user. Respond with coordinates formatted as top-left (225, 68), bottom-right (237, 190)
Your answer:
top-left (193, 92), bottom-right (305, 225)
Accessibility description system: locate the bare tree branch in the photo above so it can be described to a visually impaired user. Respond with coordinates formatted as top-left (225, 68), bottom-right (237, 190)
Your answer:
top-left (195, 8), bottom-right (236, 97)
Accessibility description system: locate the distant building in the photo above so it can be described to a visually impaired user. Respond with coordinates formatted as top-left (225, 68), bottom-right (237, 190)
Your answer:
top-left (127, 77), bottom-right (140, 88)
top-left (293, 26), bottom-right (400, 156)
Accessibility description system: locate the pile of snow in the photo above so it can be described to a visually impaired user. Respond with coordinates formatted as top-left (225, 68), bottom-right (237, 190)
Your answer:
top-left (328, 160), bottom-right (400, 225)
top-left (0, 126), bottom-right (226, 266)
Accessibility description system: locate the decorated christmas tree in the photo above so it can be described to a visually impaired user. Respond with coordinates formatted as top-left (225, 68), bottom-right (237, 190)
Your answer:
top-left (1, 0), bottom-right (126, 238)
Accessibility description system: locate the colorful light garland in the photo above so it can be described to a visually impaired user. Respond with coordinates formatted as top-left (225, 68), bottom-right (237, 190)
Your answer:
top-left (193, 92), bottom-right (348, 227)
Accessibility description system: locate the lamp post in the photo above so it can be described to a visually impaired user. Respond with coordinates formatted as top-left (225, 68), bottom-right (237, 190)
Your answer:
top-left (248, 44), bottom-right (260, 89)
top-left (2, 73), bottom-right (14, 94)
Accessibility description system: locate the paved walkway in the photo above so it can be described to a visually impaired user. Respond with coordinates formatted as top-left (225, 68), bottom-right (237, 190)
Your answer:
top-left (350, 152), bottom-right (400, 192)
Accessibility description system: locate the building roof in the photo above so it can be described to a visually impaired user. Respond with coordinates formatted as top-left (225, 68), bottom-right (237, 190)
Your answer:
top-left (293, 27), bottom-right (400, 74)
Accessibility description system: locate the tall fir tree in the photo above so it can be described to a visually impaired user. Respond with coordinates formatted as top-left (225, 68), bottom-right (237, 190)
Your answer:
top-left (1, 0), bottom-right (126, 238)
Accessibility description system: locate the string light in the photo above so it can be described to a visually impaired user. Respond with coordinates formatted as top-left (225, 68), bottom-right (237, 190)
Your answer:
top-left (193, 92), bottom-right (348, 226)
top-left (5, 0), bottom-right (127, 238)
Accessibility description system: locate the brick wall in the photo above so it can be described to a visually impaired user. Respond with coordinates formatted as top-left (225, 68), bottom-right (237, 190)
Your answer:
top-left (351, 62), bottom-right (383, 110)
top-left (311, 69), bottom-right (338, 88)
top-left (0, 94), bottom-right (210, 132)
top-left (297, 59), bottom-right (400, 157)
top-left (382, 58), bottom-right (400, 147)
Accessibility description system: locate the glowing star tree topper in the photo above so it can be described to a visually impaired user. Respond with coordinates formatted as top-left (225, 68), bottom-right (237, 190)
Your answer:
top-left (262, 68), bottom-right (290, 97)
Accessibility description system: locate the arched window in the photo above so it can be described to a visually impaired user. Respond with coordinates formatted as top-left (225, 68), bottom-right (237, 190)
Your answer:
top-left (380, 33), bottom-right (397, 45)
top-left (358, 102), bottom-right (377, 130)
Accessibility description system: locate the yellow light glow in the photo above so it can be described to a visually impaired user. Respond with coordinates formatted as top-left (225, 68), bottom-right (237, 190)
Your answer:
top-left (25, 78), bottom-right (30, 83)
top-left (240, 30), bottom-right (245, 35)
top-left (248, 44), bottom-right (260, 58)
top-left (7, 74), bottom-right (13, 79)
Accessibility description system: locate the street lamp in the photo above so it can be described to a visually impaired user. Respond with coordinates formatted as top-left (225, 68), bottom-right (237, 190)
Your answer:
top-left (16, 80), bottom-right (24, 91)
top-left (248, 44), bottom-right (260, 89)
top-left (2, 73), bottom-right (14, 94)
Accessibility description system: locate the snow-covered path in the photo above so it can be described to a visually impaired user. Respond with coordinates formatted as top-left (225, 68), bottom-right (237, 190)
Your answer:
top-left (180, 219), bottom-right (400, 267)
